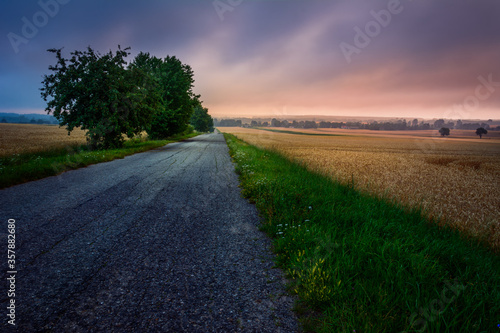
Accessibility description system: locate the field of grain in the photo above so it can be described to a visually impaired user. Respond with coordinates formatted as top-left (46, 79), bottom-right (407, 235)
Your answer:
top-left (283, 127), bottom-right (500, 141)
top-left (0, 123), bottom-right (87, 157)
top-left (221, 127), bottom-right (500, 249)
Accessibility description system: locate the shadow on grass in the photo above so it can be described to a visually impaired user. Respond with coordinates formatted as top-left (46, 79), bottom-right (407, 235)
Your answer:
top-left (0, 132), bottom-right (199, 189)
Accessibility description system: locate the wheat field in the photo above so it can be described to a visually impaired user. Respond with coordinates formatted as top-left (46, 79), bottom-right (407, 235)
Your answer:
top-left (0, 123), bottom-right (87, 157)
top-left (221, 127), bottom-right (500, 250)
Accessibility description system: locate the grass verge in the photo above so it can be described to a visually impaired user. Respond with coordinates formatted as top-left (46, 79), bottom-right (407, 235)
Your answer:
top-left (0, 132), bottom-right (199, 189)
top-left (224, 133), bottom-right (499, 333)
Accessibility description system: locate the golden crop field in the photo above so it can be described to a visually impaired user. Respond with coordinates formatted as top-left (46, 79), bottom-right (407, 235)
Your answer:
top-left (0, 123), bottom-right (87, 157)
top-left (282, 127), bottom-right (500, 140)
top-left (221, 127), bottom-right (500, 250)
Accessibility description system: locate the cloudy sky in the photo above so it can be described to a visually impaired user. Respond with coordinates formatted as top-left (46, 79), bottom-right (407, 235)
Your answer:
top-left (1, 0), bottom-right (499, 120)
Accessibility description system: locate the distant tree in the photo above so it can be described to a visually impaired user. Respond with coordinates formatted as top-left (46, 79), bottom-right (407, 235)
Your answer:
top-left (433, 119), bottom-right (445, 129)
top-left (41, 46), bottom-right (160, 149)
top-left (455, 119), bottom-right (463, 129)
top-left (399, 120), bottom-right (407, 130)
top-left (1, 118), bottom-right (7, 123)
top-left (347, 121), bottom-right (362, 129)
top-left (476, 127), bottom-right (488, 139)
top-left (461, 122), bottom-right (481, 130)
top-left (368, 121), bottom-right (379, 130)
top-left (190, 104), bottom-right (213, 132)
top-left (319, 121), bottom-right (331, 128)
top-left (218, 119), bottom-right (242, 127)
top-left (30, 118), bottom-right (36, 124)
top-left (36, 119), bottom-right (44, 124)
top-left (439, 127), bottom-right (450, 137)
top-left (304, 120), bottom-right (318, 129)
top-left (250, 120), bottom-right (260, 127)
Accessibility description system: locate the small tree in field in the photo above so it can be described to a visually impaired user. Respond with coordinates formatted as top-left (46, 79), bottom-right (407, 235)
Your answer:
top-left (476, 127), bottom-right (488, 139)
top-left (41, 46), bottom-right (161, 149)
top-left (439, 127), bottom-right (450, 137)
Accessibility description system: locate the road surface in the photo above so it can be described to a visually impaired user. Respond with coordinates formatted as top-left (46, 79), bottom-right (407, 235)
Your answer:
top-left (0, 132), bottom-right (297, 332)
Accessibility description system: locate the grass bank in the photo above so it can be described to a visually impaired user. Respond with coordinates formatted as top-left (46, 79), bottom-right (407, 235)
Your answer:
top-left (224, 133), bottom-right (499, 332)
top-left (0, 132), bottom-right (198, 189)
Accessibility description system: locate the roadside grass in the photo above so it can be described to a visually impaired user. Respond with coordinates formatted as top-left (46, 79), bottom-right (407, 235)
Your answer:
top-left (0, 132), bottom-right (198, 189)
top-left (224, 133), bottom-right (499, 333)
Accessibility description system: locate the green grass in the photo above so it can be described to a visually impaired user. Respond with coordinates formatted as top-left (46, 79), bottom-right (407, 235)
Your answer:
top-left (0, 132), bottom-right (199, 189)
top-left (257, 128), bottom-right (344, 137)
top-left (224, 133), bottom-right (499, 333)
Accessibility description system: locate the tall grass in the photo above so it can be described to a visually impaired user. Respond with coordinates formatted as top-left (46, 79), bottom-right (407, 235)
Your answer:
top-left (224, 133), bottom-right (499, 332)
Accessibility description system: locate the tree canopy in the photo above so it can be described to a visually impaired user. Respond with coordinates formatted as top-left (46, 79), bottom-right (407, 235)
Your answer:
top-left (476, 127), bottom-right (488, 139)
top-left (41, 46), bottom-right (203, 148)
top-left (130, 52), bottom-right (198, 139)
top-left (191, 103), bottom-right (214, 133)
top-left (439, 127), bottom-right (450, 137)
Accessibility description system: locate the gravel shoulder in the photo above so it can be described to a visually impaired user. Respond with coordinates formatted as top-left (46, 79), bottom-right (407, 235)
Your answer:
top-left (0, 132), bottom-right (298, 332)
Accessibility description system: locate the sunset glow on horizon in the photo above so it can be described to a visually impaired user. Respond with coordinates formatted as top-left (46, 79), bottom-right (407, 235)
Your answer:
top-left (1, 1), bottom-right (499, 120)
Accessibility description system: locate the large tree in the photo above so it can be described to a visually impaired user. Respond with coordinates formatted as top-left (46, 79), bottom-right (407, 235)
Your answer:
top-left (131, 52), bottom-right (198, 139)
top-left (41, 46), bottom-right (161, 149)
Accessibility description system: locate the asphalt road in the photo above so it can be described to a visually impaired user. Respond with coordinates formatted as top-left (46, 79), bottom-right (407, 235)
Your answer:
top-left (0, 132), bottom-right (298, 332)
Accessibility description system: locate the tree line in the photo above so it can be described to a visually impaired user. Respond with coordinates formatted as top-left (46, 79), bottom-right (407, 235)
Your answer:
top-left (0, 114), bottom-right (58, 125)
top-left (217, 118), bottom-right (497, 132)
top-left (41, 46), bottom-right (213, 149)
